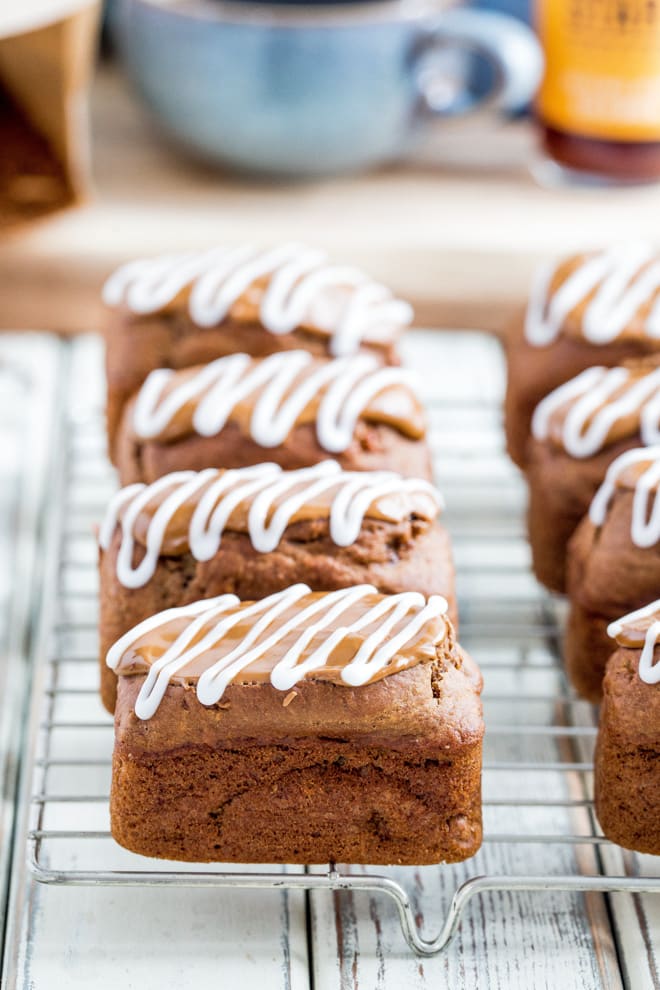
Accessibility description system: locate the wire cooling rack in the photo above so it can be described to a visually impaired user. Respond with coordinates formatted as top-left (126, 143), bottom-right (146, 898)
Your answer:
top-left (4, 332), bottom-right (659, 978)
top-left (0, 336), bottom-right (61, 958)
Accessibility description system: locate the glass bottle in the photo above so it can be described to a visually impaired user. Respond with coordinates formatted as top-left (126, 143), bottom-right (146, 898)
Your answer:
top-left (535, 0), bottom-right (660, 182)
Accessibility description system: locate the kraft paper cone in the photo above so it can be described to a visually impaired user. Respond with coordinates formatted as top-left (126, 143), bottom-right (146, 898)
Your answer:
top-left (0, 2), bottom-right (100, 230)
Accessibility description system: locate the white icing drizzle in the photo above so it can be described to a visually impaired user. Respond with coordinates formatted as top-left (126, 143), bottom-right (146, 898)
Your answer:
top-left (102, 243), bottom-right (413, 356)
top-left (525, 243), bottom-right (660, 346)
top-left (531, 367), bottom-right (606, 440)
top-left (106, 584), bottom-right (449, 718)
top-left (530, 365), bottom-right (660, 458)
top-left (589, 446), bottom-right (660, 548)
top-left (98, 461), bottom-right (442, 589)
top-left (132, 350), bottom-right (421, 454)
top-left (607, 601), bottom-right (660, 685)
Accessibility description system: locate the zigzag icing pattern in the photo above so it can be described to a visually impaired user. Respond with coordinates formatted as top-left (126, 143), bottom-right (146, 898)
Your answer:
top-left (531, 365), bottom-right (660, 457)
top-left (526, 243), bottom-right (660, 346)
top-left (99, 461), bottom-right (442, 589)
top-left (589, 446), bottom-right (660, 548)
top-left (102, 243), bottom-right (413, 356)
top-left (132, 350), bottom-right (424, 452)
top-left (107, 584), bottom-right (449, 718)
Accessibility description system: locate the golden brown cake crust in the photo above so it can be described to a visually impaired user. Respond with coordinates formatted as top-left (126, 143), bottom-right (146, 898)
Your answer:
top-left (114, 414), bottom-right (434, 486)
top-left (595, 646), bottom-right (660, 855)
top-left (99, 515), bottom-right (457, 713)
top-left (564, 602), bottom-right (617, 702)
top-left (110, 648), bottom-right (484, 865)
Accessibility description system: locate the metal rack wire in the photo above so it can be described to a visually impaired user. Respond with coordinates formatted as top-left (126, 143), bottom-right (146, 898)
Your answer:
top-left (12, 333), bottom-right (660, 961)
top-left (0, 335), bottom-right (61, 946)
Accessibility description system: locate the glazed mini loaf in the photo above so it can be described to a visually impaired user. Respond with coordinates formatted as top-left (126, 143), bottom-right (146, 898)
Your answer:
top-left (113, 349), bottom-right (432, 485)
top-left (98, 461), bottom-right (455, 713)
top-left (109, 585), bottom-right (484, 866)
top-left (103, 243), bottom-right (411, 453)
top-left (565, 447), bottom-right (660, 700)
top-left (525, 358), bottom-right (660, 592)
top-left (595, 603), bottom-right (660, 855)
top-left (505, 245), bottom-right (660, 467)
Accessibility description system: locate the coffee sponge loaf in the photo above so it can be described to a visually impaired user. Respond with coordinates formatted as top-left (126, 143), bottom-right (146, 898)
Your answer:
top-left (109, 585), bottom-right (483, 865)
top-left (565, 447), bottom-right (660, 700)
top-left (113, 350), bottom-right (432, 485)
top-left (595, 603), bottom-right (660, 855)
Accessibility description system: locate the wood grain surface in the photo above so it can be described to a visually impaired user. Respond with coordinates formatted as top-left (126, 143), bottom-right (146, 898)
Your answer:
top-left (3, 64), bottom-right (660, 336)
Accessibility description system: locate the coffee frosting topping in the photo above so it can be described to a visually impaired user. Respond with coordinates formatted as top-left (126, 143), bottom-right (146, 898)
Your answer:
top-left (99, 460), bottom-right (442, 589)
top-left (589, 446), bottom-right (660, 547)
top-left (531, 363), bottom-right (660, 457)
top-left (608, 601), bottom-right (660, 684)
top-left (102, 242), bottom-right (413, 356)
top-left (526, 244), bottom-right (660, 346)
top-left (107, 584), bottom-right (450, 718)
top-left (131, 350), bottom-right (426, 450)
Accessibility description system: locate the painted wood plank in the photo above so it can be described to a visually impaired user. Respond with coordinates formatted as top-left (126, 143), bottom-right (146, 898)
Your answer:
top-left (597, 816), bottom-right (660, 990)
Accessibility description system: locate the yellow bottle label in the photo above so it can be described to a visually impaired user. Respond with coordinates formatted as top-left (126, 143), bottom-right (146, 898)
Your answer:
top-left (537, 0), bottom-right (660, 142)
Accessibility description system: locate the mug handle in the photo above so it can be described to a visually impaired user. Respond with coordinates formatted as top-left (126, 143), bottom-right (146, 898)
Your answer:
top-left (411, 8), bottom-right (543, 117)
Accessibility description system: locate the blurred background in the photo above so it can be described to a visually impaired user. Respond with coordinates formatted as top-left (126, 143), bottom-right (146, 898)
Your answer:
top-left (3, 0), bottom-right (660, 335)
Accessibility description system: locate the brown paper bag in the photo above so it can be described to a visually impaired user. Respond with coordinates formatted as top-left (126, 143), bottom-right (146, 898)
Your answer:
top-left (0, 2), bottom-right (100, 230)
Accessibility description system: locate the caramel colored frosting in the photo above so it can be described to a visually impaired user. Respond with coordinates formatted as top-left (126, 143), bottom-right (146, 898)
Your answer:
top-left (102, 243), bottom-right (412, 354)
top-left (525, 245), bottom-right (660, 347)
top-left (124, 465), bottom-right (437, 556)
top-left (531, 359), bottom-right (660, 458)
top-left (607, 601), bottom-right (660, 685)
top-left (130, 351), bottom-right (426, 451)
top-left (613, 455), bottom-right (660, 493)
top-left (589, 446), bottom-right (660, 548)
top-left (131, 481), bottom-right (432, 555)
top-left (610, 605), bottom-right (660, 647)
top-left (107, 585), bottom-right (451, 718)
top-left (98, 462), bottom-right (442, 590)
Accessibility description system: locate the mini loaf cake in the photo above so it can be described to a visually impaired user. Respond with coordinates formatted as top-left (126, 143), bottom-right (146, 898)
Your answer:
top-left (505, 245), bottom-right (660, 467)
top-left (103, 243), bottom-right (411, 453)
top-left (98, 460), bottom-right (455, 713)
top-left (113, 349), bottom-right (432, 485)
top-left (565, 447), bottom-right (660, 700)
top-left (525, 358), bottom-right (660, 592)
top-left (109, 585), bottom-right (484, 866)
top-left (595, 603), bottom-right (660, 855)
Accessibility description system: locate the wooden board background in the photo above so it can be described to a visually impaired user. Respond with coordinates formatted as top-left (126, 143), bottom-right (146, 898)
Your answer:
top-left (3, 65), bottom-right (660, 336)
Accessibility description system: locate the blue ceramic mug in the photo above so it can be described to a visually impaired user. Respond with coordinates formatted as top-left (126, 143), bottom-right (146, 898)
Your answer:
top-left (111, 0), bottom-right (542, 176)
